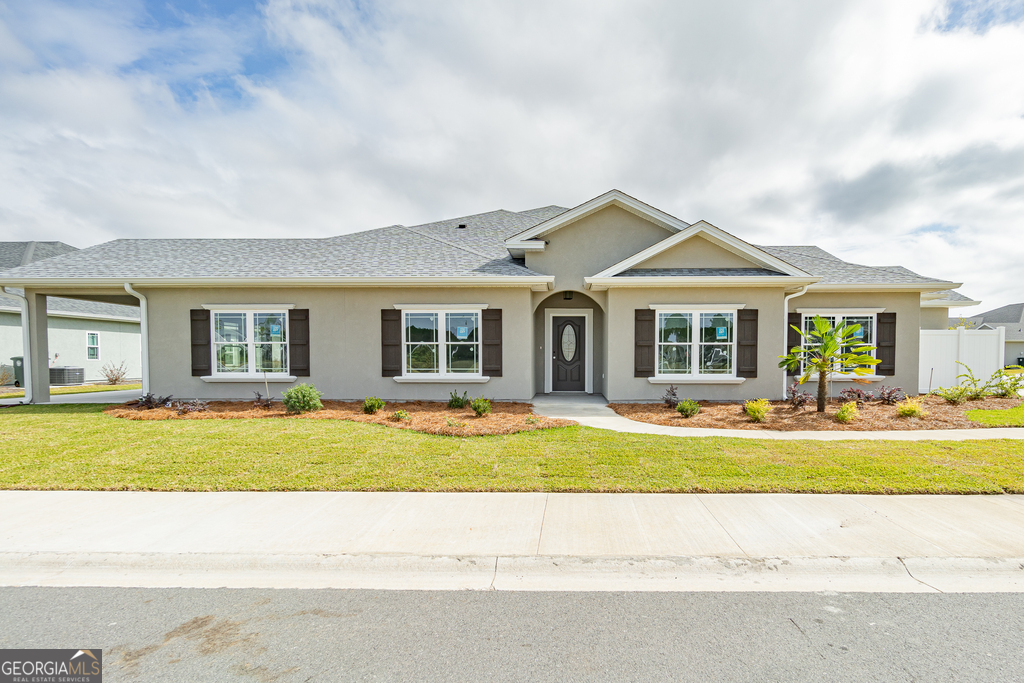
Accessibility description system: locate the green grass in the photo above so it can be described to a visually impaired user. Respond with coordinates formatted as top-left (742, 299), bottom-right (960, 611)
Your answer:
top-left (1, 404), bottom-right (1023, 493)
top-left (1, 383), bottom-right (141, 399)
top-left (967, 403), bottom-right (1024, 426)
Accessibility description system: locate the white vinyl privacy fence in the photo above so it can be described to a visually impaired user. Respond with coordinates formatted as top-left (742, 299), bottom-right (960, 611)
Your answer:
top-left (919, 327), bottom-right (1006, 394)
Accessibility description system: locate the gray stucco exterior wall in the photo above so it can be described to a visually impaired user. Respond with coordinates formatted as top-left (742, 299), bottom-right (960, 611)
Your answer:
top-left (144, 286), bottom-right (535, 401)
top-left (920, 307), bottom-right (950, 330)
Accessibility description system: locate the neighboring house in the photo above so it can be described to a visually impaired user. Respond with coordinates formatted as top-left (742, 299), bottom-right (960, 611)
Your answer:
top-left (0, 190), bottom-right (968, 402)
top-left (0, 241), bottom-right (142, 385)
top-left (956, 304), bottom-right (1024, 366)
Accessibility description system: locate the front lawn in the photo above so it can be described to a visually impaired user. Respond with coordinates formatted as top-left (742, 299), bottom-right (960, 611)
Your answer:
top-left (1, 383), bottom-right (141, 399)
top-left (0, 404), bottom-right (1022, 493)
top-left (966, 404), bottom-right (1024, 427)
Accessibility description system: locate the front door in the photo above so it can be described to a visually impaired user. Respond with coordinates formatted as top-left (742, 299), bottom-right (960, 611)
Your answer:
top-left (552, 316), bottom-right (585, 391)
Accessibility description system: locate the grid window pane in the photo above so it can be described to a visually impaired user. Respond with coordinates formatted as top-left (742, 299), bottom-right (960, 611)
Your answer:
top-left (255, 313), bottom-right (287, 343)
top-left (658, 345), bottom-right (691, 374)
top-left (255, 344), bottom-right (288, 373)
top-left (214, 313), bottom-right (247, 343)
top-left (87, 333), bottom-right (98, 346)
top-left (700, 344), bottom-right (733, 374)
top-left (406, 313), bottom-right (438, 343)
top-left (448, 344), bottom-right (478, 373)
top-left (659, 313), bottom-right (691, 343)
top-left (87, 347), bottom-right (99, 360)
top-left (700, 313), bottom-right (733, 343)
top-left (446, 313), bottom-right (478, 343)
top-left (407, 343), bottom-right (439, 373)
top-left (216, 344), bottom-right (248, 373)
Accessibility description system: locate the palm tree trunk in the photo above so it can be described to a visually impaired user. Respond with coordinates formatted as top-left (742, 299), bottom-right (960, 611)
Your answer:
top-left (817, 371), bottom-right (828, 412)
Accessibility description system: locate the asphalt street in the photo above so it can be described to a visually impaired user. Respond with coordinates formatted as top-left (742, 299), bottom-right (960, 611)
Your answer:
top-left (1, 587), bottom-right (1022, 682)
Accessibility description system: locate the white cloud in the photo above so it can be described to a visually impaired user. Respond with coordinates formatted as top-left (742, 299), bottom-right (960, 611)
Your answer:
top-left (0, 0), bottom-right (1022, 309)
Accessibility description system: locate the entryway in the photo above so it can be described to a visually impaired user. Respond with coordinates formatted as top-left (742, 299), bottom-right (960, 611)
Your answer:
top-left (552, 316), bottom-right (585, 391)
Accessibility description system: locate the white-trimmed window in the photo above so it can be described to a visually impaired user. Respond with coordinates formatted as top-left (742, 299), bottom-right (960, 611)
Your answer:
top-left (403, 310), bottom-right (481, 376)
top-left (86, 332), bottom-right (100, 361)
top-left (800, 312), bottom-right (876, 375)
top-left (656, 309), bottom-right (736, 377)
top-left (212, 311), bottom-right (289, 375)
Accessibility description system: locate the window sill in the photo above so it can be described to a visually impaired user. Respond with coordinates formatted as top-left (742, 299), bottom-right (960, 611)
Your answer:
top-left (648, 377), bottom-right (747, 384)
top-left (812, 374), bottom-right (887, 382)
top-left (201, 375), bottom-right (297, 383)
top-left (393, 376), bottom-right (491, 383)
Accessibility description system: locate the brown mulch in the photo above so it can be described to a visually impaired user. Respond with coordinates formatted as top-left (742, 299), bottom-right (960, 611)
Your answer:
top-left (609, 395), bottom-right (1022, 431)
top-left (103, 400), bottom-right (575, 437)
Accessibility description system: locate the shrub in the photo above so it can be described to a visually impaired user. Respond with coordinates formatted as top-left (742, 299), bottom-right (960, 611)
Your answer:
top-left (362, 396), bottom-right (385, 414)
top-left (447, 390), bottom-right (469, 409)
top-left (839, 387), bottom-right (873, 405)
top-left (955, 361), bottom-right (991, 401)
top-left (391, 409), bottom-right (410, 422)
top-left (99, 360), bottom-right (129, 385)
top-left (896, 397), bottom-right (926, 418)
top-left (835, 401), bottom-right (858, 424)
top-left (283, 383), bottom-right (323, 414)
top-left (744, 398), bottom-right (773, 423)
top-left (446, 416), bottom-right (467, 428)
top-left (174, 399), bottom-right (209, 415)
top-left (676, 399), bottom-right (701, 418)
top-left (933, 385), bottom-right (970, 405)
top-left (136, 393), bottom-right (173, 410)
top-left (788, 381), bottom-right (813, 409)
top-left (470, 396), bottom-right (491, 416)
top-left (989, 366), bottom-right (1024, 398)
top-left (876, 385), bottom-right (904, 405)
top-left (662, 385), bottom-right (679, 408)
top-left (525, 415), bottom-right (539, 424)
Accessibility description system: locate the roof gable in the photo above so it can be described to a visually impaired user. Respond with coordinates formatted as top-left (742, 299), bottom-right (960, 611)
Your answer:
top-left (592, 221), bottom-right (812, 279)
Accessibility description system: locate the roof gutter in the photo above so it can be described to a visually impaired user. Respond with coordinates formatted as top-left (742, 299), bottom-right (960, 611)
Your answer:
top-left (2, 287), bottom-right (32, 403)
top-left (123, 284), bottom-right (150, 396)
top-left (782, 285), bottom-right (810, 400)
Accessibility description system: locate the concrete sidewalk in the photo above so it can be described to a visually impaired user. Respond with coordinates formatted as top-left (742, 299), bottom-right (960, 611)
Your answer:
top-left (0, 389), bottom-right (142, 406)
top-left (2, 491), bottom-right (1023, 592)
top-left (531, 394), bottom-right (1024, 440)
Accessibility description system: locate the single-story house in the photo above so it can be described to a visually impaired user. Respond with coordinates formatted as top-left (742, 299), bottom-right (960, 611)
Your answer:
top-left (1, 242), bottom-right (141, 386)
top-left (0, 190), bottom-right (969, 403)
top-left (956, 304), bottom-right (1024, 366)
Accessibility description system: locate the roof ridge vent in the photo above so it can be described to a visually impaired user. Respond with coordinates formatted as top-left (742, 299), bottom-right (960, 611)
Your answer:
top-left (457, 224), bottom-right (467, 229)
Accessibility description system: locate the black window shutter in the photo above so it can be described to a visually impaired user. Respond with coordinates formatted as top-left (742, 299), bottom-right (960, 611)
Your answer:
top-left (482, 309), bottom-right (502, 377)
top-left (190, 309), bottom-right (211, 376)
top-left (289, 309), bottom-right (310, 377)
top-left (877, 312), bottom-right (897, 376)
top-left (635, 309), bottom-right (655, 377)
top-left (737, 309), bottom-right (758, 378)
top-left (381, 309), bottom-right (402, 377)
top-left (786, 312), bottom-right (802, 376)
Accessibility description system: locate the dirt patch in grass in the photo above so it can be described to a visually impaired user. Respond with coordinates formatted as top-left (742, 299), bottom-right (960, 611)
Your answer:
top-left (103, 400), bottom-right (574, 436)
top-left (609, 395), bottom-right (1023, 431)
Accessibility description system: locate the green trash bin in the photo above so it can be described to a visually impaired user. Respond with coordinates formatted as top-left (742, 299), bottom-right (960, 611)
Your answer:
top-left (10, 356), bottom-right (24, 388)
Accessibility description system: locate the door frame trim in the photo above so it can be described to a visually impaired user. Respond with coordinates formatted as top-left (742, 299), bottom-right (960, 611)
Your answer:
top-left (544, 309), bottom-right (593, 394)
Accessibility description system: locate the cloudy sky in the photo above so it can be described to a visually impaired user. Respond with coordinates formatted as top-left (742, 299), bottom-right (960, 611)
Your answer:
top-left (1, 0), bottom-right (1022, 310)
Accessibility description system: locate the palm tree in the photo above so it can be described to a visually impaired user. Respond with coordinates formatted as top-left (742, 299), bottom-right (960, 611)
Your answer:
top-left (778, 315), bottom-right (879, 412)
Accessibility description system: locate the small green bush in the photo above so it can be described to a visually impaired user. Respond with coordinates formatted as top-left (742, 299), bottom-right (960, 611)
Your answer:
top-left (835, 401), bottom-right (859, 424)
top-left (933, 385), bottom-right (970, 405)
top-left (896, 397), bottom-right (926, 418)
top-left (391, 409), bottom-right (410, 422)
top-left (676, 399), bottom-right (700, 418)
top-left (362, 396), bottom-right (385, 414)
top-left (744, 398), bottom-right (772, 423)
top-left (989, 366), bottom-right (1024, 398)
top-left (470, 396), bottom-right (491, 417)
top-left (445, 416), bottom-right (467, 428)
top-left (282, 383), bottom-right (323, 414)
top-left (447, 390), bottom-right (470, 409)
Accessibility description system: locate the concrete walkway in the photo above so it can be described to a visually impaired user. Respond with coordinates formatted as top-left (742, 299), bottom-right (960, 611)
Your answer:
top-left (0, 388), bottom-right (142, 406)
top-left (530, 393), bottom-right (1024, 440)
top-left (2, 491), bottom-right (1023, 592)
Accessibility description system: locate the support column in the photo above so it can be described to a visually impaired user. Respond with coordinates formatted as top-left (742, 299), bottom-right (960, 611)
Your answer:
top-left (26, 290), bottom-right (50, 403)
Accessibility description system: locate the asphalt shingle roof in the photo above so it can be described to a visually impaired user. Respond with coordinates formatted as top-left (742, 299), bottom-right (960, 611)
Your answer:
top-left (0, 242), bottom-right (78, 270)
top-left (928, 289), bottom-right (975, 304)
top-left (757, 246), bottom-right (956, 286)
top-left (960, 303), bottom-right (1024, 341)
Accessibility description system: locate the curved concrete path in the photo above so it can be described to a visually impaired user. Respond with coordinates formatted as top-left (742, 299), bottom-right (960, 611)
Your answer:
top-left (530, 394), bottom-right (1024, 441)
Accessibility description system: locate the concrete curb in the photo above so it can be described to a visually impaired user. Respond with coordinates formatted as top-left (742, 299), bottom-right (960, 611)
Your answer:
top-left (2, 552), bottom-right (1022, 593)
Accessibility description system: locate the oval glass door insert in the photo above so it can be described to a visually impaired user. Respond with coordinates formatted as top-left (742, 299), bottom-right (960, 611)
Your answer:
top-left (561, 324), bottom-right (577, 362)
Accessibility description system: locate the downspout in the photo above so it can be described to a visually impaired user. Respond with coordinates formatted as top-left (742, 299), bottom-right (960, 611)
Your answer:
top-left (123, 283), bottom-right (150, 395)
top-left (782, 285), bottom-right (810, 399)
top-left (2, 287), bottom-right (32, 403)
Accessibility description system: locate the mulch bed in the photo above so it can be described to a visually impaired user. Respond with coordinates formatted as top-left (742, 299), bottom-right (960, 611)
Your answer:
top-left (104, 400), bottom-right (575, 436)
top-left (609, 395), bottom-right (1022, 431)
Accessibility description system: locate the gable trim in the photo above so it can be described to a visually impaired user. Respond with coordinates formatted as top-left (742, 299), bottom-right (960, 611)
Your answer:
top-left (504, 189), bottom-right (690, 254)
top-left (591, 221), bottom-right (812, 279)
